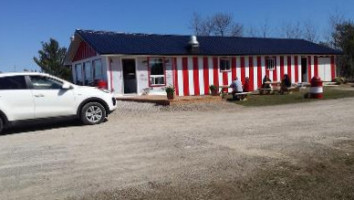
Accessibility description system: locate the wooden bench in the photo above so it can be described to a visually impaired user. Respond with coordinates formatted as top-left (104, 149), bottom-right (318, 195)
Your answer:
top-left (280, 86), bottom-right (297, 94)
top-left (232, 92), bottom-right (252, 101)
top-left (259, 88), bottom-right (272, 95)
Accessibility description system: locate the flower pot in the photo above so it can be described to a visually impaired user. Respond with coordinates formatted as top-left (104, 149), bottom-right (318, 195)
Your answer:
top-left (167, 92), bottom-right (175, 100)
top-left (211, 89), bottom-right (218, 96)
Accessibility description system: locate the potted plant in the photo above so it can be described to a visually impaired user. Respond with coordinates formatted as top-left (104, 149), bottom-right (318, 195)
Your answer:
top-left (165, 86), bottom-right (175, 100)
top-left (209, 85), bottom-right (218, 96)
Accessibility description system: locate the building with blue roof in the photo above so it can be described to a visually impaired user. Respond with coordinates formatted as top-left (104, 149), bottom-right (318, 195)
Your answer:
top-left (65, 29), bottom-right (341, 96)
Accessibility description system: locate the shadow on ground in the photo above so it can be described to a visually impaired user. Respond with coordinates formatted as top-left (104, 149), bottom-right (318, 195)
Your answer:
top-left (1, 118), bottom-right (83, 136)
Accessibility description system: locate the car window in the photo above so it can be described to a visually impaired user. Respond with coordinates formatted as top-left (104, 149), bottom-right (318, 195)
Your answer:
top-left (0, 76), bottom-right (27, 90)
top-left (30, 76), bottom-right (63, 90)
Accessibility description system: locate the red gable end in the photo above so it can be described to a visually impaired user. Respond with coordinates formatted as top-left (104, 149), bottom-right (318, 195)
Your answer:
top-left (73, 41), bottom-right (97, 62)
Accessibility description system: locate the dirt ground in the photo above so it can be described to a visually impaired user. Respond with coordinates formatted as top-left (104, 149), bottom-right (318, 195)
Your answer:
top-left (0, 98), bottom-right (354, 200)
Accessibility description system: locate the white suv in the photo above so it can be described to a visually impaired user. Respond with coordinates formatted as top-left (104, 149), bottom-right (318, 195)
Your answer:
top-left (0, 72), bottom-right (117, 133)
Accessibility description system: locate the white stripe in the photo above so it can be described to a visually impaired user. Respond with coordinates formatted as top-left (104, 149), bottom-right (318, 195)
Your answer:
top-left (284, 56), bottom-right (288, 75)
top-left (188, 57), bottom-right (194, 96)
top-left (276, 56), bottom-right (281, 81)
top-left (208, 57), bottom-right (214, 87)
top-left (298, 56), bottom-right (302, 82)
top-left (310, 87), bottom-right (323, 94)
top-left (261, 56), bottom-right (264, 84)
top-left (236, 56), bottom-right (241, 80)
top-left (253, 56), bottom-right (258, 90)
top-left (291, 56), bottom-right (295, 83)
top-left (310, 55), bottom-right (315, 79)
top-left (177, 57), bottom-right (184, 96)
top-left (198, 57), bottom-right (205, 95)
top-left (245, 56), bottom-right (249, 82)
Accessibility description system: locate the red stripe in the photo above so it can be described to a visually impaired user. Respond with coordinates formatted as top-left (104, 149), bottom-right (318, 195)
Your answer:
top-left (213, 57), bottom-right (219, 87)
top-left (182, 57), bottom-right (189, 96)
top-left (294, 56), bottom-right (299, 82)
top-left (257, 56), bottom-right (262, 88)
top-left (308, 56), bottom-right (312, 82)
top-left (287, 56), bottom-right (292, 82)
top-left (273, 56), bottom-right (278, 81)
top-left (222, 72), bottom-right (228, 92)
top-left (193, 57), bottom-right (200, 95)
top-left (203, 57), bottom-right (209, 94)
top-left (280, 56), bottom-right (284, 80)
top-left (173, 58), bottom-right (179, 96)
top-left (248, 56), bottom-right (254, 91)
top-left (314, 56), bottom-right (318, 77)
top-left (240, 57), bottom-right (245, 84)
top-left (231, 57), bottom-right (236, 81)
top-left (331, 56), bottom-right (335, 80)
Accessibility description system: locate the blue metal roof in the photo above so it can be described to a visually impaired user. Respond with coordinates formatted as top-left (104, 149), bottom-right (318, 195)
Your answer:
top-left (76, 29), bottom-right (342, 56)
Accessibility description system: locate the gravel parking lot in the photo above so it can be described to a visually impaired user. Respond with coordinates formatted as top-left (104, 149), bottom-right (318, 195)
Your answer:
top-left (0, 98), bottom-right (354, 200)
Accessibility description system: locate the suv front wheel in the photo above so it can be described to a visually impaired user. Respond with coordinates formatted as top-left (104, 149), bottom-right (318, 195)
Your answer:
top-left (80, 102), bottom-right (107, 125)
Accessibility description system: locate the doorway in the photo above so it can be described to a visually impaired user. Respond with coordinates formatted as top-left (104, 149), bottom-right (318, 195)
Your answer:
top-left (301, 58), bottom-right (308, 82)
top-left (122, 59), bottom-right (137, 94)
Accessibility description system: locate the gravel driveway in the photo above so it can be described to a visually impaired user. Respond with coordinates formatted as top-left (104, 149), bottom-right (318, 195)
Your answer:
top-left (0, 98), bottom-right (353, 200)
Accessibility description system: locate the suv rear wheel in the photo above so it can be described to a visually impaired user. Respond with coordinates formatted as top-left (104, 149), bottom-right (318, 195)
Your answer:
top-left (80, 102), bottom-right (107, 125)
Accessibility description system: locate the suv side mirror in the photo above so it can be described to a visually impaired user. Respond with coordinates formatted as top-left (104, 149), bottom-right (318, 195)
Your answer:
top-left (62, 83), bottom-right (73, 90)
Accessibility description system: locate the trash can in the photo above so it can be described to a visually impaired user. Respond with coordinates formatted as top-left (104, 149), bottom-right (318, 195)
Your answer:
top-left (310, 76), bottom-right (323, 99)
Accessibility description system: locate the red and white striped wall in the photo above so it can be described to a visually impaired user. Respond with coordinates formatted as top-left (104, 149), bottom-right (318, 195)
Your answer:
top-left (171, 55), bottom-right (336, 96)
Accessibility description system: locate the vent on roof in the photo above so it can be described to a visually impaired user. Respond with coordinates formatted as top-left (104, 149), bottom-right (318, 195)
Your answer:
top-left (187, 35), bottom-right (199, 54)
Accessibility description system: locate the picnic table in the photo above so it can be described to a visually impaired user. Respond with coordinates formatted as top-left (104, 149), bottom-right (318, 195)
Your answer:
top-left (259, 81), bottom-right (281, 95)
top-left (219, 85), bottom-right (230, 94)
top-left (219, 85), bottom-right (251, 100)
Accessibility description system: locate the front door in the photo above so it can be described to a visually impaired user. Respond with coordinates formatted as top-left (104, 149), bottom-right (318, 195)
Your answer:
top-left (122, 59), bottom-right (137, 94)
top-left (301, 58), bottom-right (308, 82)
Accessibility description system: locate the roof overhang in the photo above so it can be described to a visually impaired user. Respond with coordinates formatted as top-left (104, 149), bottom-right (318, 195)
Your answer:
top-left (64, 33), bottom-right (84, 65)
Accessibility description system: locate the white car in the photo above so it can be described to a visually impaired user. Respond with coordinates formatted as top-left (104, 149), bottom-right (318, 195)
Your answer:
top-left (0, 72), bottom-right (117, 133)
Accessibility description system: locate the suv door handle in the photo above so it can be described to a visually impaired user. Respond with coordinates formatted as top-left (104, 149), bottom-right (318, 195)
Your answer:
top-left (34, 94), bottom-right (45, 98)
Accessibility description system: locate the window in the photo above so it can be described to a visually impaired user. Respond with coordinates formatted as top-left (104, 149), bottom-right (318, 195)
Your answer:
top-left (75, 63), bottom-right (83, 85)
top-left (266, 57), bottom-right (276, 70)
top-left (93, 59), bottom-right (103, 81)
top-left (220, 57), bottom-right (231, 71)
top-left (30, 76), bottom-right (63, 90)
top-left (84, 61), bottom-right (93, 86)
top-left (149, 58), bottom-right (165, 86)
top-left (0, 76), bottom-right (27, 90)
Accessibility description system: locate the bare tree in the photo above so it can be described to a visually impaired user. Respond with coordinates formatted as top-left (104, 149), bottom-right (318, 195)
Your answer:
top-left (230, 23), bottom-right (244, 36)
top-left (259, 19), bottom-right (271, 38)
top-left (189, 12), bottom-right (203, 36)
top-left (199, 16), bottom-right (215, 36)
top-left (212, 13), bottom-right (233, 36)
top-left (302, 21), bottom-right (318, 42)
top-left (189, 12), bottom-right (243, 37)
top-left (246, 26), bottom-right (258, 37)
top-left (281, 21), bottom-right (303, 39)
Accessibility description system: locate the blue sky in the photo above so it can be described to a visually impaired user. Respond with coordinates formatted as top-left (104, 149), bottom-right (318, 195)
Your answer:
top-left (0, 0), bottom-right (353, 72)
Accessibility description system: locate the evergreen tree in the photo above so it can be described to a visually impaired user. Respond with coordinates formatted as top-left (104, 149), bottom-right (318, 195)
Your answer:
top-left (332, 21), bottom-right (354, 78)
top-left (33, 38), bottom-right (71, 80)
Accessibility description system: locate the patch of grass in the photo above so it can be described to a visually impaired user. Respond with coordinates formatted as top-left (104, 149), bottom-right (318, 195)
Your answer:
top-left (233, 87), bottom-right (354, 107)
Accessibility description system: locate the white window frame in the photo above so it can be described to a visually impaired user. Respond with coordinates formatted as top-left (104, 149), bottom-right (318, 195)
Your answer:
top-left (266, 57), bottom-right (276, 71)
top-left (220, 57), bottom-right (231, 72)
top-left (149, 57), bottom-right (166, 87)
